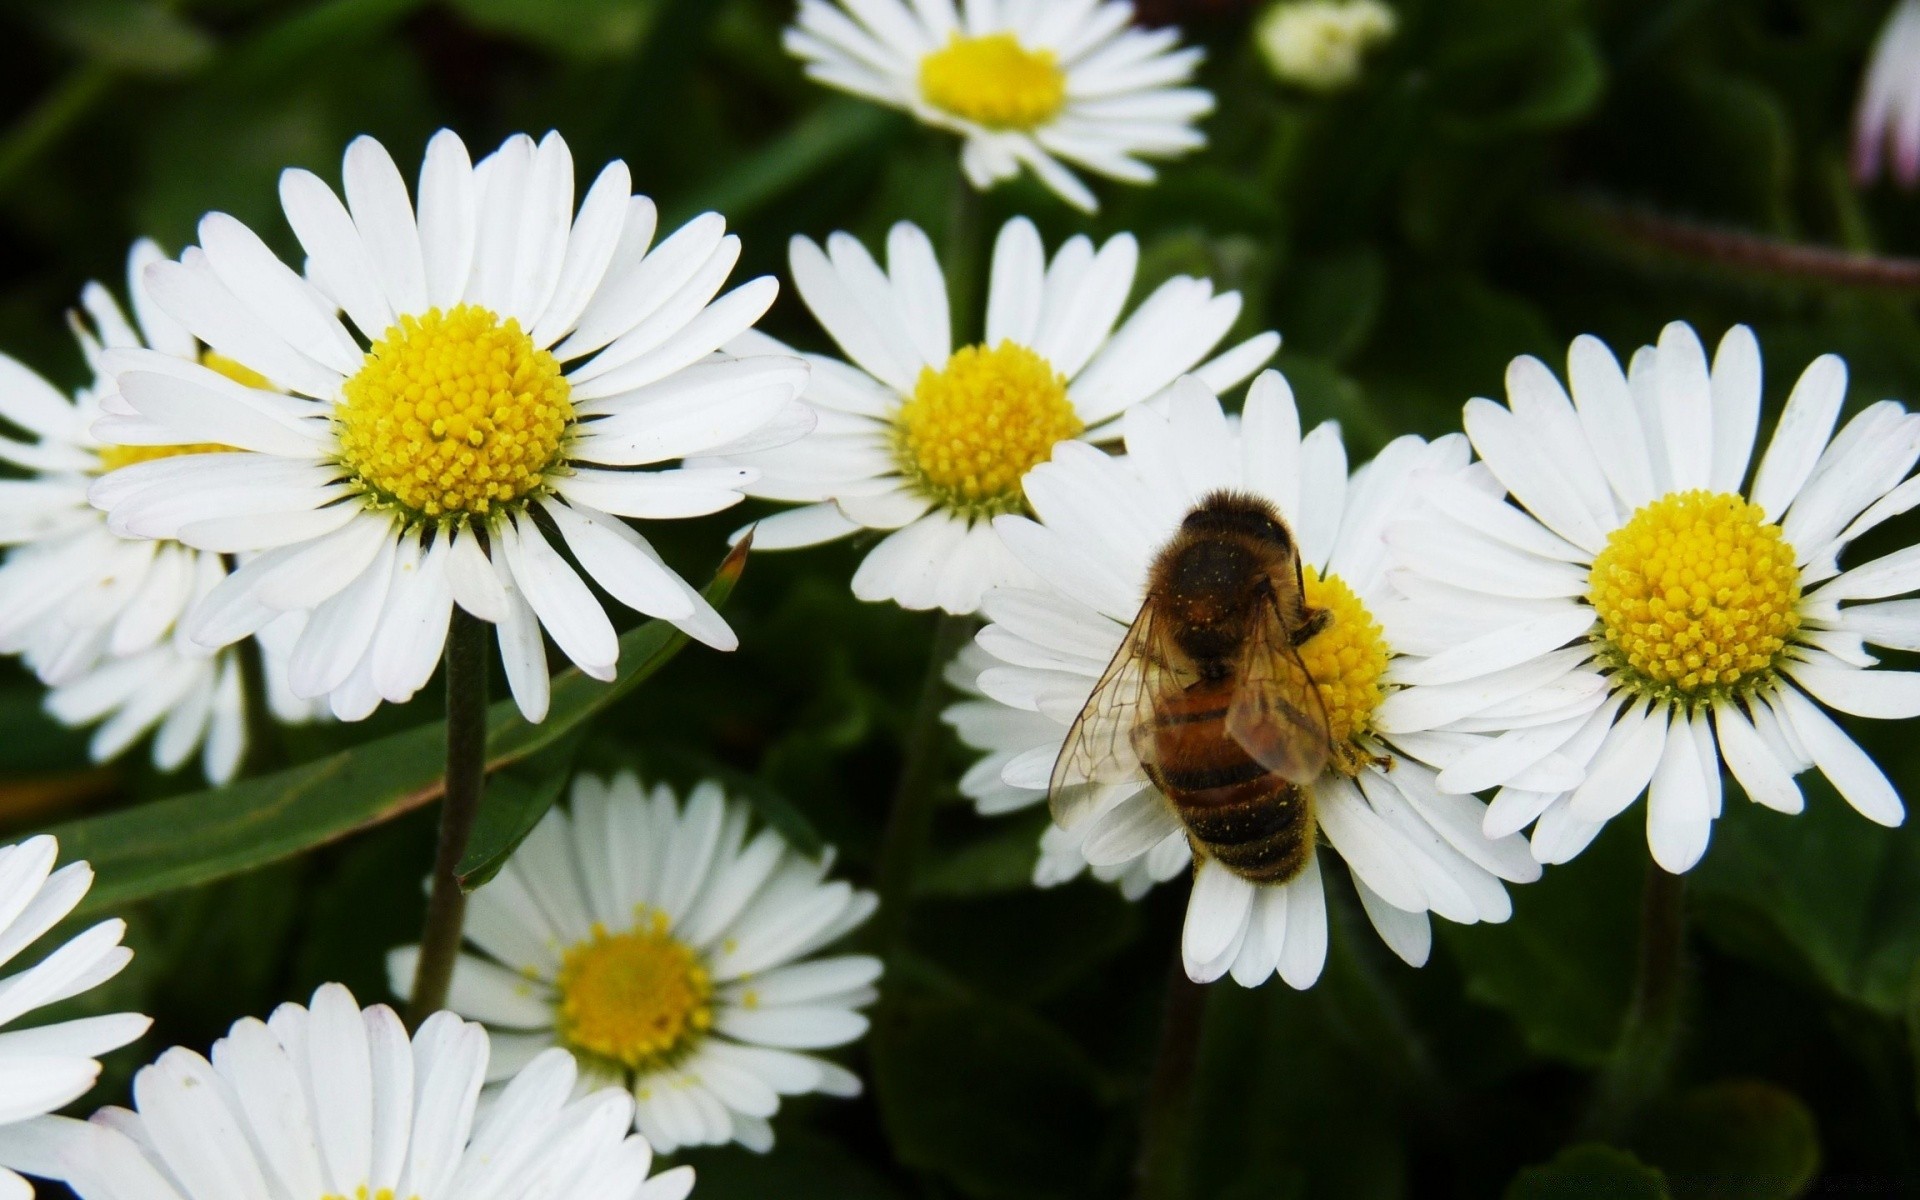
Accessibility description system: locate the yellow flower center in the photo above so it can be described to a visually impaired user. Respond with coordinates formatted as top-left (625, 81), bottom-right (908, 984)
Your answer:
top-left (553, 914), bottom-right (713, 1071)
top-left (893, 341), bottom-right (1082, 519)
top-left (919, 32), bottom-right (1068, 131)
top-left (1297, 567), bottom-right (1391, 774)
top-left (335, 305), bottom-right (572, 521)
top-left (94, 351), bottom-right (262, 472)
top-left (1587, 490), bottom-right (1802, 702)
top-left (322, 1190), bottom-right (403, 1200)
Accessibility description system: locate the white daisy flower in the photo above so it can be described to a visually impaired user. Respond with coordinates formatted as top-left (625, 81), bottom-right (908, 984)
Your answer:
top-left (0, 983), bottom-right (693, 1200)
top-left (0, 835), bottom-right (149, 1200)
top-left (1389, 322), bottom-right (1920, 872)
top-left (1854, 0), bottom-right (1920, 187)
top-left (0, 240), bottom-right (317, 783)
top-left (786, 0), bottom-right (1214, 212)
top-left (709, 215), bottom-right (1279, 614)
top-left (946, 372), bottom-right (1543, 988)
top-left (90, 129), bottom-right (813, 724)
top-left (388, 773), bottom-right (880, 1155)
top-left (1254, 0), bottom-right (1397, 92)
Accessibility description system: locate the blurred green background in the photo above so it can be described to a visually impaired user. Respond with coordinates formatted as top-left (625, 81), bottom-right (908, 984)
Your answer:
top-left (3, 0), bottom-right (1920, 1196)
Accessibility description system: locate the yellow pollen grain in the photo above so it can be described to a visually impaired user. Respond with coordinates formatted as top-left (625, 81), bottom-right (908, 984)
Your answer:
top-left (893, 341), bottom-right (1081, 519)
top-left (919, 32), bottom-right (1068, 131)
top-left (554, 916), bottom-right (713, 1071)
top-left (1587, 490), bottom-right (1802, 701)
top-left (335, 304), bottom-right (571, 520)
top-left (1297, 567), bottom-right (1390, 774)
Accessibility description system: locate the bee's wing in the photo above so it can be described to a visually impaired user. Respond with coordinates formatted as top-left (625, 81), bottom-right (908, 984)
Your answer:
top-left (1225, 598), bottom-right (1334, 786)
top-left (1049, 602), bottom-right (1181, 830)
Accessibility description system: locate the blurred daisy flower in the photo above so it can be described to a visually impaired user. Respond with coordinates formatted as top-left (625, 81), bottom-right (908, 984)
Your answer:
top-left (785, 0), bottom-right (1213, 211)
top-left (707, 216), bottom-right (1278, 615)
top-left (1391, 324), bottom-right (1920, 872)
top-left (945, 374), bottom-right (1542, 987)
top-left (1254, 0), bottom-right (1397, 92)
top-left (90, 129), bottom-right (813, 724)
top-left (0, 836), bottom-right (149, 1199)
top-left (0, 241), bottom-right (316, 783)
top-left (389, 774), bottom-right (879, 1154)
top-left (5, 984), bottom-right (692, 1200)
top-left (1854, 0), bottom-right (1920, 186)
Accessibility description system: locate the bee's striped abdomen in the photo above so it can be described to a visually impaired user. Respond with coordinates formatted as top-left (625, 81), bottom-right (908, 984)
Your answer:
top-left (1143, 680), bottom-right (1316, 885)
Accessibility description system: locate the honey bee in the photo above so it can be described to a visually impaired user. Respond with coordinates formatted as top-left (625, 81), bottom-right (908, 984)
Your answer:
top-left (1049, 491), bottom-right (1335, 885)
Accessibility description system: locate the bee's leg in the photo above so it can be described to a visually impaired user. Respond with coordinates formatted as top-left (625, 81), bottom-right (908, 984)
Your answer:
top-left (1291, 605), bottom-right (1331, 645)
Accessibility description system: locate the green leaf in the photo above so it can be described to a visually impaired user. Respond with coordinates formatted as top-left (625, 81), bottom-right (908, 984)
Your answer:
top-left (915, 812), bottom-right (1046, 897)
top-left (447, 0), bottom-right (662, 59)
top-left (1434, 27), bottom-right (1607, 138)
top-left (913, 883), bottom-right (1138, 1003)
top-left (452, 730), bottom-right (583, 891)
top-left (1633, 1081), bottom-right (1820, 1200)
top-left (1506, 1146), bottom-right (1669, 1200)
top-left (50, 542), bottom-right (749, 919)
top-left (673, 100), bottom-right (899, 226)
top-left (682, 1130), bottom-right (905, 1200)
top-left (1691, 778), bottom-right (1920, 1017)
top-left (215, 0), bottom-right (430, 92)
top-left (871, 973), bottom-right (1111, 1199)
top-left (1439, 822), bottom-right (1642, 1067)
top-left (43, 0), bottom-right (214, 76)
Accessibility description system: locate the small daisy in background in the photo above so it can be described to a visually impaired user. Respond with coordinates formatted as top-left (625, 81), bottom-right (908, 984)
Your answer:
top-left (389, 773), bottom-right (880, 1154)
top-left (947, 373), bottom-right (1542, 987)
top-left (0, 240), bottom-right (317, 783)
top-left (2, 983), bottom-right (692, 1200)
top-left (1254, 0), bottom-right (1397, 92)
top-left (1854, 0), bottom-right (1920, 187)
top-left (1390, 323), bottom-right (1920, 872)
top-left (706, 216), bottom-right (1278, 614)
top-left (0, 836), bottom-right (149, 1199)
top-left (785, 0), bottom-right (1213, 211)
top-left (91, 129), bottom-right (813, 724)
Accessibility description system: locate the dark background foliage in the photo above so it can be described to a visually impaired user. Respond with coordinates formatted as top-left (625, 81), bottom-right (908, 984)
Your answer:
top-left (0, 0), bottom-right (1917, 1196)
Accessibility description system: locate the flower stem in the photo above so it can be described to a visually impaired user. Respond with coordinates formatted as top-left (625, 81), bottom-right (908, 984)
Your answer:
top-left (1570, 197), bottom-right (1920, 291)
top-left (406, 608), bottom-right (489, 1026)
top-left (1135, 950), bottom-right (1210, 1200)
top-left (1584, 861), bottom-right (1688, 1139)
top-left (873, 611), bottom-right (974, 948)
top-left (944, 165), bottom-right (987, 343)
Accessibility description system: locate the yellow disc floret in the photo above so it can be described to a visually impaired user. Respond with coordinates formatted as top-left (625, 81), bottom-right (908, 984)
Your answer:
top-left (1297, 567), bottom-right (1390, 774)
top-left (554, 912), bottom-right (713, 1071)
top-left (335, 304), bottom-right (571, 520)
top-left (893, 341), bottom-right (1082, 519)
top-left (1588, 490), bottom-right (1802, 702)
top-left (919, 32), bottom-right (1068, 131)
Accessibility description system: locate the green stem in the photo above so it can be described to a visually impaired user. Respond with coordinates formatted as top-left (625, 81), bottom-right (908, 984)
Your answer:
top-left (406, 609), bottom-right (489, 1026)
top-left (1135, 950), bottom-right (1211, 1200)
top-left (873, 611), bottom-right (974, 948)
top-left (1569, 197), bottom-right (1920, 291)
top-left (944, 166), bottom-right (987, 345)
top-left (1584, 862), bottom-right (1688, 1139)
